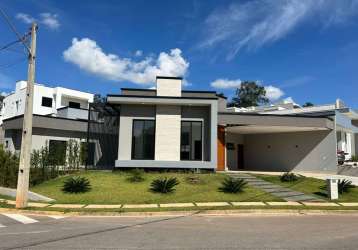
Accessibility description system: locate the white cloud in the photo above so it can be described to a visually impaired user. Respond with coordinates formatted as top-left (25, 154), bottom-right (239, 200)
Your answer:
top-left (16, 13), bottom-right (36, 24)
top-left (135, 50), bottom-right (143, 57)
top-left (63, 38), bottom-right (189, 85)
top-left (16, 12), bottom-right (60, 30)
top-left (265, 85), bottom-right (284, 101)
top-left (39, 13), bottom-right (60, 30)
top-left (211, 78), bottom-right (241, 89)
top-left (200, 0), bottom-right (358, 59)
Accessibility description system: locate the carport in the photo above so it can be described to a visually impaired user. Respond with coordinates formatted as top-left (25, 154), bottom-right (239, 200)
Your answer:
top-left (217, 113), bottom-right (337, 173)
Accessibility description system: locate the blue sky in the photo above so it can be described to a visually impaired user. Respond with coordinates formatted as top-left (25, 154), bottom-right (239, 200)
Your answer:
top-left (1, 0), bottom-right (358, 107)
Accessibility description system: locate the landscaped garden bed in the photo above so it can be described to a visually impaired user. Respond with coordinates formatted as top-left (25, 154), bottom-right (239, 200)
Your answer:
top-left (30, 171), bottom-right (282, 204)
top-left (254, 174), bottom-right (358, 202)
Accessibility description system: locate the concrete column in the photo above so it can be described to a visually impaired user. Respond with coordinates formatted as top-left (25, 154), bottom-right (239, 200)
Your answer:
top-left (155, 105), bottom-right (181, 161)
top-left (210, 102), bottom-right (218, 169)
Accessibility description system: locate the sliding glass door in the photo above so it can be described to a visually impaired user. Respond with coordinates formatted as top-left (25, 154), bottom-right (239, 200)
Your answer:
top-left (180, 121), bottom-right (203, 161)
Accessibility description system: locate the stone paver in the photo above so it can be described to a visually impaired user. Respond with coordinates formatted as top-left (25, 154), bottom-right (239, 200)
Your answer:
top-left (231, 202), bottom-right (266, 206)
top-left (160, 203), bottom-right (195, 208)
top-left (302, 202), bottom-right (340, 207)
top-left (195, 202), bottom-right (230, 207)
top-left (228, 173), bottom-right (325, 202)
top-left (85, 204), bottom-right (123, 209)
top-left (28, 202), bottom-right (50, 208)
top-left (339, 203), bottom-right (358, 207)
top-left (122, 204), bottom-right (158, 209)
top-left (269, 191), bottom-right (305, 198)
top-left (50, 204), bottom-right (85, 208)
top-left (266, 201), bottom-right (302, 206)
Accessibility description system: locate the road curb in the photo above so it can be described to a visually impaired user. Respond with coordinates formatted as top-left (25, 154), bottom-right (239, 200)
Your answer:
top-left (2, 207), bottom-right (358, 217)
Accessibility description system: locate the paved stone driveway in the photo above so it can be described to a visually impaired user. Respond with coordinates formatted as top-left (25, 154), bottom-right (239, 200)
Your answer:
top-left (228, 173), bottom-right (325, 202)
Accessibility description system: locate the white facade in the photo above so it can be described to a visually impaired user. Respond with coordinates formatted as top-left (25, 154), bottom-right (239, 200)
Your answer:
top-left (0, 81), bottom-right (94, 124)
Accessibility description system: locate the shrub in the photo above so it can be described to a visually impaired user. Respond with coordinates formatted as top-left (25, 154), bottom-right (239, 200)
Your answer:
top-left (185, 175), bottom-right (203, 185)
top-left (351, 155), bottom-right (358, 162)
top-left (0, 146), bottom-right (19, 188)
top-left (280, 172), bottom-right (300, 182)
top-left (218, 177), bottom-right (247, 193)
top-left (338, 179), bottom-right (354, 194)
top-left (150, 177), bottom-right (179, 193)
top-left (127, 168), bottom-right (145, 182)
top-left (62, 176), bottom-right (91, 193)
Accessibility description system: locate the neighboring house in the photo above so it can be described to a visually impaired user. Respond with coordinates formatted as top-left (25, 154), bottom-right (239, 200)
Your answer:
top-left (104, 76), bottom-right (338, 173)
top-left (0, 81), bottom-right (94, 156)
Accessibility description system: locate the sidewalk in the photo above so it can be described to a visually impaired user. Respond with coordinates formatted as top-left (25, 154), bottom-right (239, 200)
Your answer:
top-left (1, 198), bottom-right (357, 210)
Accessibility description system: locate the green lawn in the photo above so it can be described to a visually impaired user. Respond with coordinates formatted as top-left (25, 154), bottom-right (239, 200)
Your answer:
top-left (255, 174), bottom-right (358, 202)
top-left (30, 171), bottom-right (282, 204)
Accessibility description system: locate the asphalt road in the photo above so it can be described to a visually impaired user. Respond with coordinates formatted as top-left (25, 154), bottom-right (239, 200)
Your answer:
top-left (1, 212), bottom-right (358, 249)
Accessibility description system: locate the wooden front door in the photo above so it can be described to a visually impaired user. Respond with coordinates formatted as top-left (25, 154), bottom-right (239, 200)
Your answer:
top-left (217, 126), bottom-right (226, 171)
top-left (237, 144), bottom-right (244, 169)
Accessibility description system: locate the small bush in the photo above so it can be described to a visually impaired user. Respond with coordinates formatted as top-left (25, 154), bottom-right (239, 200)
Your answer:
top-left (150, 177), bottom-right (179, 193)
top-left (218, 177), bottom-right (247, 193)
top-left (280, 172), bottom-right (300, 182)
top-left (185, 175), bottom-right (203, 185)
top-left (338, 179), bottom-right (354, 194)
top-left (351, 155), bottom-right (358, 162)
top-left (127, 168), bottom-right (145, 182)
top-left (62, 176), bottom-right (91, 193)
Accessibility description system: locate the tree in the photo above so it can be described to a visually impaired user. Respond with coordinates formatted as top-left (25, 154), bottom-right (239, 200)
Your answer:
top-left (93, 94), bottom-right (106, 104)
top-left (229, 81), bottom-right (269, 107)
top-left (302, 102), bottom-right (314, 107)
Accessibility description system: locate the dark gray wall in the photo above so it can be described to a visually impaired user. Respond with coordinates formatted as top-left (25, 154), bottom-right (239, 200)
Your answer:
top-left (243, 130), bottom-right (337, 173)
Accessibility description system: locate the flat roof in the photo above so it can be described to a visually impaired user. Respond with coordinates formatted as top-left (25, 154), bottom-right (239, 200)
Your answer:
top-left (107, 94), bottom-right (218, 100)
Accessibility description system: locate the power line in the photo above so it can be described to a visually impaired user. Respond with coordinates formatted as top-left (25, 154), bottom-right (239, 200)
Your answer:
top-left (0, 7), bottom-right (31, 54)
top-left (0, 56), bottom-right (27, 69)
top-left (0, 34), bottom-right (30, 54)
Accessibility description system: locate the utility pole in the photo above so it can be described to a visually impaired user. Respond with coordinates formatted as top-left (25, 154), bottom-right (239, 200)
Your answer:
top-left (15, 22), bottom-right (37, 209)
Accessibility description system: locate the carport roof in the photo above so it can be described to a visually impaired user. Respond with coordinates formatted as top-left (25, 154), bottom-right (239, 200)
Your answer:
top-left (218, 112), bottom-right (334, 133)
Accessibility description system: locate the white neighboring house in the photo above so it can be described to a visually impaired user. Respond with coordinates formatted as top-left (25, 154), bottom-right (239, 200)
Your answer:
top-left (0, 81), bottom-right (93, 123)
top-left (233, 99), bottom-right (358, 161)
top-left (0, 81), bottom-right (94, 155)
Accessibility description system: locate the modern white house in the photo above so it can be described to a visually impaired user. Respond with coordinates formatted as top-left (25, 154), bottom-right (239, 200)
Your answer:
top-left (102, 76), bottom-right (340, 173)
top-left (0, 81), bottom-right (94, 154)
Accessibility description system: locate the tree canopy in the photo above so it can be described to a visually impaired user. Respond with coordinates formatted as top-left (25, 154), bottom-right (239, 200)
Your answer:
top-left (229, 81), bottom-right (269, 108)
top-left (302, 102), bottom-right (314, 107)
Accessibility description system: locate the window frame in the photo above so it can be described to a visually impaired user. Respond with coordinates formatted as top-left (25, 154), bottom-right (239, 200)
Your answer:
top-left (131, 119), bottom-right (156, 160)
top-left (41, 97), bottom-right (53, 108)
top-left (180, 120), bottom-right (204, 161)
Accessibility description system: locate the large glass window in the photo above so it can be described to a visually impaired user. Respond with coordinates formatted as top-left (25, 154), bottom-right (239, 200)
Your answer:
top-left (180, 121), bottom-right (203, 161)
top-left (132, 120), bottom-right (155, 160)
